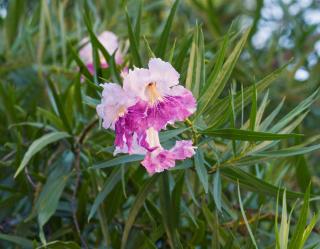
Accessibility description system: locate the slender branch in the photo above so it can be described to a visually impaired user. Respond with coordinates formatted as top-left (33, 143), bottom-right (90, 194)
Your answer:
top-left (24, 166), bottom-right (36, 189)
top-left (79, 118), bottom-right (99, 144)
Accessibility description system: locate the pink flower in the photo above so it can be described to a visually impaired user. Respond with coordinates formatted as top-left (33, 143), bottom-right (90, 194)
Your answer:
top-left (96, 58), bottom-right (197, 174)
top-left (96, 83), bottom-right (136, 130)
top-left (123, 58), bottom-right (196, 130)
top-left (141, 135), bottom-right (196, 175)
top-left (79, 31), bottom-right (123, 74)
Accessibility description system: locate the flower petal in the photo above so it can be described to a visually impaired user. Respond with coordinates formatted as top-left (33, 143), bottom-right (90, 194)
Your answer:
top-left (148, 58), bottom-right (180, 89)
top-left (123, 68), bottom-right (151, 101)
top-left (79, 31), bottom-right (123, 72)
top-left (141, 139), bottom-right (196, 175)
top-left (96, 83), bottom-right (136, 130)
top-left (146, 89), bottom-right (196, 130)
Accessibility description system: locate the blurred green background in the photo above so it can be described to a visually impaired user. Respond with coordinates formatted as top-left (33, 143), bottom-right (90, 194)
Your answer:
top-left (0, 0), bottom-right (320, 248)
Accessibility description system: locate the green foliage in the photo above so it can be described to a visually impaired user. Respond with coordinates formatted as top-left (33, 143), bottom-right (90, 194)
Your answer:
top-left (0, 0), bottom-right (320, 248)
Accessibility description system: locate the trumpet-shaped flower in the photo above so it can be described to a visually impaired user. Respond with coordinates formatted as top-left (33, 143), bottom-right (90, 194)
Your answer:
top-left (141, 130), bottom-right (195, 174)
top-left (79, 31), bottom-right (123, 74)
top-left (123, 58), bottom-right (196, 130)
top-left (96, 58), bottom-right (197, 174)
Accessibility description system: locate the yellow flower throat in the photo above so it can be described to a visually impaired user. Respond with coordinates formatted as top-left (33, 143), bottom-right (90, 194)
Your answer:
top-left (146, 82), bottom-right (163, 105)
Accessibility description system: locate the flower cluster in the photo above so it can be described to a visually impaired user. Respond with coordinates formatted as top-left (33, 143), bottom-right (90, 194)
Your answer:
top-left (95, 56), bottom-right (196, 174)
top-left (79, 32), bottom-right (196, 174)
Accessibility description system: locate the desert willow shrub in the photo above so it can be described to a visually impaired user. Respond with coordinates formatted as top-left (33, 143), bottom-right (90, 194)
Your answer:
top-left (1, 1), bottom-right (320, 249)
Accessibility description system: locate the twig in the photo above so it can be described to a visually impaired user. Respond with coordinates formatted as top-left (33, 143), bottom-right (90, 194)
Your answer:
top-left (24, 166), bottom-right (36, 189)
top-left (79, 118), bottom-right (99, 144)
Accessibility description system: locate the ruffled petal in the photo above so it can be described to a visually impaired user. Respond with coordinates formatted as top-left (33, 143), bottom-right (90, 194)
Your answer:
top-left (141, 140), bottom-right (196, 175)
top-left (148, 58), bottom-right (180, 90)
top-left (146, 89), bottom-right (196, 130)
top-left (96, 83), bottom-right (136, 130)
top-left (123, 68), bottom-right (151, 101)
top-left (114, 101), bottom-right (149, 154)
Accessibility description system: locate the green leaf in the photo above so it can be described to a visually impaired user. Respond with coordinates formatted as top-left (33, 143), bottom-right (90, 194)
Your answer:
top-left (92, 154), bottom-right (144, 170)
top-left (68, 43), bottom-right (93, 81)
top-left (36, 152), bottom-right (73, 231)
top-left (185, 25), bottom-right (205, 98)
top-left (237, 183), bottom-right (258, 249)
top-left (271, 89), bottom-right (319, 133)
top-left (134, 0), bottom-right (143, 48)
top-left (213, 169), bottom-right (222, 212)
top-left (298, 212), bottom-right (320, 248)
top-left (196, 28), bottom-right (251, 119)
top-left (36, 240), bottom-right (81, 249)
top-left (252, 143), bottom-right (320, 157)
top-left (159, 172), bottom-right (183, 249)
top-left (171, 172), bottom-right (184, 227)
top-left (143, 36), bottom-right (156, 58)
top-left (295, 156), bottom-right (311, 192)
top-left (159, 127), bottom-right (189, 142)
top-left (9, 122), bottom-right (56, 132)
top-left (121, 175), bottom-right (159, 249)
top-left (126, 11), bottom-right (142, 67)
top-left (199, 33), bottom-right (228, 97)
top-left (205, 62), bottom-right (289, 128)
top-left (0, 233), bottom-right (33, 249)
top-left (194, 150), bottom-right (208, 193)
top-left (222, 167), bottom-right (304, 199)
top-left (288, 185), bottom-right (311, 249)
top-left (83, 14), bottom-right (121, 83)
top-left (277, 190), bottom-right (290, 249)
top-left (14, 132), bottom-right (71, 178)
top-left (249, 83), bottom-right (257, 131)
top-left (88, 168), bottom-right (122, 221)
top-left (155, 0), bottom-right (180, 58)
top-left (201, 128), bottom-right (303, 141)
top-left (47, 77), bottom-right (73, 134)
top-left (5, 0), bottom-right (25, 46)
top-left (173, 33), bottom-right (193, 72)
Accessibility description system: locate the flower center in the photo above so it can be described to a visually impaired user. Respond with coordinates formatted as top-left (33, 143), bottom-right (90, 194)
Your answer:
top-left (117, 105), bottom-right (127, 117)
top-left (145, 82), bottom-right (162, 105)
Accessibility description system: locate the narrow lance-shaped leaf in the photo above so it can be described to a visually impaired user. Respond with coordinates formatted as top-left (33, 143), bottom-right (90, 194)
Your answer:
top-left (221, 167), bottom-right (304, 199)
top-left (200, 128), bottom-right (303, 141)
top-left (126, 11), bottom-right (142, 67)
top-left (213, 169), bottom-right (222, 212)
top-left (0, 233), bottom-right (33, 249)
top-left (92, 154), bottom-right (144, 170)
top-left (205, 63), bottom-right (289, 128)
top-left (237, 182), bottom-right (258, 249)
top-left (159, 172), bottom-right (183, 249)
top-left (68, 43), bottom-right (93, 81)
top-left (288, 185), bottom-right (311, 249)
top-left (83, 14), bottom-right (122, 83)
top-left (199, 32), bottom-right (229, 97)
top-left (36, 152), bottom-right (74, 243)
top-left (155, 0), bottom-right (180, 58)
top-left (88, 168), bottom-right (122, 221)
top-left (196, 28), bottom-right (251, 119)
top-left (134, 0), bottom-right (142, 48)
top-left (47, 77), bottom-right (73, 134)
top-left (14, 132), bottom-right (71, 178)
top-left (194, 150), bottom-right (209, 193)
top-left (121, 175), bottom-right (159, 249)
top-left (249, 83), bottom-right (257, 131)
